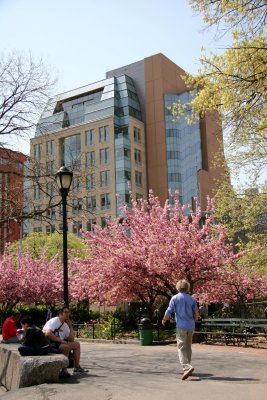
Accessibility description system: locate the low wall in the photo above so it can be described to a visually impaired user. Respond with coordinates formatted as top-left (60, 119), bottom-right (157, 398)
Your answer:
top-left (0, 344), bottom-right (68, 391)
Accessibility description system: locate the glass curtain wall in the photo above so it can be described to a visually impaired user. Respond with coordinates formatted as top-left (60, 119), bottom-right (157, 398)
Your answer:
top-left (114, 76), bottom-right (143, 215)
top-left (164, 92), bottom-right (202, 208)
top-left (63, 134), bottom-right (81, 169)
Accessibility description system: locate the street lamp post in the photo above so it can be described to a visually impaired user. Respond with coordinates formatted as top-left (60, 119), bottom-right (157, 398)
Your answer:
top-left (55, 166), bottom-right (73, 307)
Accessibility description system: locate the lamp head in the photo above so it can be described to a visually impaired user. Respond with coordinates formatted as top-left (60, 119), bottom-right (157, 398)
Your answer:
top-left (55, 166), bottom-right (73, 195)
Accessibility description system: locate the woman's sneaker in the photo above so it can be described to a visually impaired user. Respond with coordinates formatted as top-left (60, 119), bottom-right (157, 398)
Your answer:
top-left (73, 366), bottom-right (88, 374)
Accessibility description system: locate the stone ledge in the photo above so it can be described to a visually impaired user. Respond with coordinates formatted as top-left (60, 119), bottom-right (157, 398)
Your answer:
top-left (0, 344), bottom-right (68, 391)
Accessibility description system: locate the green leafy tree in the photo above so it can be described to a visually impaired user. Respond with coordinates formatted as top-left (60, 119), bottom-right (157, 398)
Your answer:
top-left (9, 232), bottom-right (89, 260)
top-left (214, 178), bottom-right (267, 275)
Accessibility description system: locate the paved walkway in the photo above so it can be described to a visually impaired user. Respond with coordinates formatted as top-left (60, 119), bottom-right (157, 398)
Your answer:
top-left (1, 342), bottom-right (267, 400)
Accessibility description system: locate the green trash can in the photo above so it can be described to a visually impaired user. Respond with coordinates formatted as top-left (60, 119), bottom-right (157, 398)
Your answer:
top-left (139, 318), bottom-right (153, 346)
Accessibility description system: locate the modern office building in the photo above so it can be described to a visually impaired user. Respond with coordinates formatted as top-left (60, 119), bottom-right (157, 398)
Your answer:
top-left (29, 53), bottom-right (225, 234)
top-left (0, 148), bottom-right (27, 252)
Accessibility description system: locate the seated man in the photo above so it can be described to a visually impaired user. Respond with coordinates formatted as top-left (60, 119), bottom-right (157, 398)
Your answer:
top-left (18, 316), bottom-right (51, 356)
top-left (1, 311), bottom-right (21, 343)
top-left (43, 307), bottom-right (88, 378)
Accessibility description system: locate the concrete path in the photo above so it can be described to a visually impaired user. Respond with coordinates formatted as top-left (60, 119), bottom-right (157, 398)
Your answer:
top-left (1, 342), bottom-right (266, 400)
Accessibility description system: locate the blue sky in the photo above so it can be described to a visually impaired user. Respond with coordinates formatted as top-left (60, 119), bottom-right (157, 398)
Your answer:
top-left (0, 0), bottom-right (228, 155)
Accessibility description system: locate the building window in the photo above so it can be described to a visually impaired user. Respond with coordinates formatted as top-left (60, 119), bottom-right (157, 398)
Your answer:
top-left (134, 149), bottom-right (141, 165)
top-left (167, 150), bottom-right (181, 160)
top-left (125, 170), bottom-right (131, 181)
top-left (100, 170), bottom-right (110, 187)
top-left (46, 209), bottom-right (56, 220)
top-left (128, 89), bottom-right (139, 102)
top-left (87, 196), bottom-right (96, 212)
top-left (46, 160), bottom-right (54, 175)
top-left (0, 157), bottom-right (8, 165)
top-left (101, 193), bottom-right (111, 210)
top-left (46, 225), bottom-right (55, 234)
top-left (166, 129), bottom-right (181, 138)
top-left (129, 106), bottom-right (141, 120)
top-left (115, 147), bottom-right (130, 160)
top-left (86, 173), bottom-right (95, 190)
top-left (168, 172), bottom-right (182, 182)
top-left (34, 206), bottom-right (42, 221)
top-left (134, 127), bottom-right (141, 143)
top-left (58, 204), bottom-right (63, 216)
top-left (34, 144), bottom-right (42, 160)
top-left (34, 186), bottom-right (42, 200)
top-left (114, 107), bottom-right (125, 117)
top-left (73, 221), bottom-right (82, 236)
top-left (99, 126), bottom-right (109, 143)
top-left (100, 148), bottom-right (110, 165)
top-left (135, 171), bottom-right (142, 187)
top-left (34, 163), bottom-right (42, 177)
top-left (115, 125), bottom-right (129, 139)
top-left (86, 151), bottom-right (95, 167)
top-left (46, 182), bottom-right (54, 196)
top-left (86, 219), bottom-right (96, 232)
top-left (101, 217), bottom-right (107, 228)
top-left (124, 148), bottom-right (130, 158)
top-left (46, 140), bottom-right (54, 155)
top-left (125, 193), bottom-right (131, 204)
top-left (16, 162), bottom-right (23, 170)
top-left (63, 134), bottom-right (81, 169)
top-left (73, 199), bottom-right (83, 215)
top-left (116, 169), bottom-right (131, 183)
top-left (85, 129), bottom-right (95, 146)
top-left (33, 226), bottom-right (42, 233)
top-left (72, 176), bottom-right (82, 192)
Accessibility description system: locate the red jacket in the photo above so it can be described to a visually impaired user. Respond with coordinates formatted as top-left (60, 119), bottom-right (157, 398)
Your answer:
top-left (2, 317), bottom-right (17, 340)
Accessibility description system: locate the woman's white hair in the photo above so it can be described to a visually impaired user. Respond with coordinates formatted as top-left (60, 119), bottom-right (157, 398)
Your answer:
top-left (176, 279), bottom-right (190, 293)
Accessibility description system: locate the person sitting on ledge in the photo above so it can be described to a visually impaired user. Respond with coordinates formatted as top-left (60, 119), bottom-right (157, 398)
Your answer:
top-left (43, 306), bottom-right (88, 378)
top-left (1, 311), bottom-right (21, 343)
top-left (18, 316), bottom-right (51, 356)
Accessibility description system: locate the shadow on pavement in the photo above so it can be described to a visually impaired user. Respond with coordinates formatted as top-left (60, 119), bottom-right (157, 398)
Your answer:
top-left (209, 377), bottom-right (260, 382)
top-left (58, 373), bottom-right (103, 385)
top-left (193, 373), bottom-right (259, 382)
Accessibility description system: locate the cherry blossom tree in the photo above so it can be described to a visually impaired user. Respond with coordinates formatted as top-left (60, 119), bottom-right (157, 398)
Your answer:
top-left (1, 190), bottom-right (266, 320)
top-left (0, 251), bottom-right (62, 322)
top-left (80, 191), bottom-right (267, 316)
top-left (0, 253), bottom-right (21, 319)
top-left (17, 252), bottom-right (63, 305)
top-left (68, 257), bottom-right (92, 303)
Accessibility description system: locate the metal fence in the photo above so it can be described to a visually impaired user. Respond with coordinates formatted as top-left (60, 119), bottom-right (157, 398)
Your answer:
top-left (73, 322), bottom-right (177, 342)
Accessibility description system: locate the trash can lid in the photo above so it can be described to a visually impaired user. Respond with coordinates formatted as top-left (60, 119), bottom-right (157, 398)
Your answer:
top-left (140, 317), bottom-right (151, 326)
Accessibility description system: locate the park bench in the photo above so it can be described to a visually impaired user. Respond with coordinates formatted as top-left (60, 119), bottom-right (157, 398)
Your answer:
top-left (0, 343), bottom-right (68, 391)
top-left (195, 318), bottom-right (267, 347)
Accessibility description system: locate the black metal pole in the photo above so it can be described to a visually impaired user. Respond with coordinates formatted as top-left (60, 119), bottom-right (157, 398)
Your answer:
top-left (62, 191), bottom-right (69, 308)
